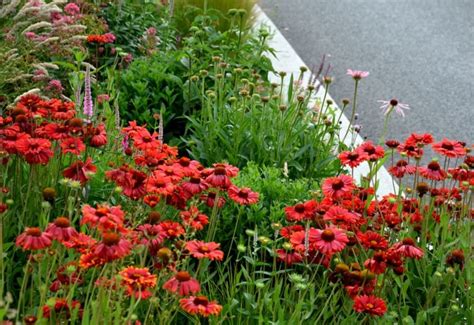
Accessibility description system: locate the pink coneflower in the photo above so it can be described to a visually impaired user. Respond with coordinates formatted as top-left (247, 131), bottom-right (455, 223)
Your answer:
top-left (313, 227), bottom-right (348, 255)
top-left (392, 238), bottom-right (424, 259)
top-left (227, 185), bottom-right (259, 205)
top-left (163, 271), bottom-right (201, 296)
top-left (322, 175), bottom-right (355, 200)
top-left (185, 240), bottom-right (224, 261)
top-left (378, 98), bottom-right (410, 117)
top-left (353, 295), bottom-right (387, 316)
top-left (180, 296), bottom-right (222, 317)
top-left (16, 227), bottom-right (52, 250)
top-left (46, 217), bottom-right (78, 242)
top-left (419, 161), bottom-right (447, 181)
top-left (347, 69), bottom-right (369, 80)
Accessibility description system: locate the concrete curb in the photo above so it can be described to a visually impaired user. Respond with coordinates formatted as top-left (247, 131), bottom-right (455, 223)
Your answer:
top-left (254, 5), bottom-right (398, 196)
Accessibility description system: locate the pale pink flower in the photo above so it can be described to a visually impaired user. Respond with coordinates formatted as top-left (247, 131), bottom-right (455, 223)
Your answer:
top-left (378, 98), bottom-right (410, 117)
top-left (347, 69), bottom-right (369, 80)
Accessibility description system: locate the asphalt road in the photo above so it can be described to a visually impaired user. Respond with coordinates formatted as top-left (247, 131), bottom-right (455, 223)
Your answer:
top-left (260, 0), bottom-right (474, 146)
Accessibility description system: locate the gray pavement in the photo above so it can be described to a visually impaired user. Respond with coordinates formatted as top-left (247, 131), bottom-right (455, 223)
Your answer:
top-left (261, 0), bottom-right (474, 145)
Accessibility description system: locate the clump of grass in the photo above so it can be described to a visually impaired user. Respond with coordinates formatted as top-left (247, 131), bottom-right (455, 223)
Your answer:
top-left (174, 0), bottom-right (258, 32)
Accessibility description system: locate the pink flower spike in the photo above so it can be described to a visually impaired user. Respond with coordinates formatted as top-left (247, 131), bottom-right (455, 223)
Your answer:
top-left (347, 69), bottom-right (369, 80)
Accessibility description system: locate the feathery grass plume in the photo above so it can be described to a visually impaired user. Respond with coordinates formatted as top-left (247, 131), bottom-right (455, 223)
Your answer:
top-left (0, 0), bottom-right (21, 18)
top-left (7, 74), bottom-right (33, 82)
top-left (83, 65), bottom-right (93, 120)
top-left (35, 62), bottom-right (59, 70)
top-left (13, 88), bottom-right (41, 103)
top-left (23, 21), bottom-right (52, 33)
top-left (34, 37), bottom-right (60, 47)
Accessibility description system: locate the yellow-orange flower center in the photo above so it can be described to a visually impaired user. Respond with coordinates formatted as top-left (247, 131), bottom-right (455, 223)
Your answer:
top-left (54, 217), bottom-right (70, 228)
top-left (175, 271), bottom-right (191, 282)
top-left (26, 227), bottom-right (42, 237)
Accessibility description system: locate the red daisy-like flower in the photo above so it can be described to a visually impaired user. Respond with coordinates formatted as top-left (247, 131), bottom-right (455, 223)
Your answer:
top-left (39, 123), bottom-right (71, 140)
top-left (172, 157), bottom-right (202, 177)
top-left (180, 296), bottom-right (222, 317)
top-left (81, 204), bottom-right (125, 233)
top-left (227, 185), bottom-right (259, 205)
top-left (284, 200), bottom-right (318, 222)
top-left (392, 238), bottom-right (424, 259)
top-left (322, 175), bottom-right (355, 200)
top-left (357, 231), bottom-right (388, 250)
top-left (353, 295), bottom-right (387, 316)
top-left (419, 161), bottom-right (447, 181)
top-left (146, 174), bottom-right (175, 196)
top-left (93, 232), bottom-right (131, 262)
top-left (16, 227), bottom-right (52, 250)
top-left (364, 251), bottom-right (387, 274)
top-left (388, 160), bottom-right (417, 178)
top-left (106, 166), bottom-right (147, 200)
top-left (397, 142), bottom-right (424, 159)
top-left (200, 191), bottom-right (226, 208)
top-left (88, 123), bottom-right (107, 148)
top-left (16, 136), bottom-right (53, 164)
top-left (185, 240), bottom-right (224, 261)
top-left (313, 227), bottom-right (348, 256)
top-left (432, 138), bottom-right (466, 158)
top-left (143, 194), bottom-right (160, 208)
top-left (163, 271), bottom-right (201, 296)
top-left (62, 233), bottom-right (96, 253)
top-left (46, 217), bottom-right (78, 242)
top-left (132, 129), bottom-right (161, 151)
top-left (180, 206), bottom-right (209, 231)
top-left (63, 158), bottom-right (97, 185)
top-left (290, 228), bottom-right (319, 253)
top-left (204, 163), bottom-right (238, 189)
top-left (49, 100), bottom-right (76, 120)
top-left (280, 225), bottom-right (305, 239)
top-left (156, 165), bottom-right (184, 183)
top-left (42, 298), bottom-right (82, 320)
top-left (323, 206), bottom-right (360, 226)
top-left (338, 150), bottom-right (368, 168)
top-left (182, 175), bottom-right (209, 196)
top-left (356, 141), bottom-right (385, 161)
top-left (276, 249), bottom-right (304, 265)
top-left (60, 137), bottom-right (86, 155)
top-left (405, 133), bottom-right (434, 146)
top-left (157, 221), bottom-right (185, 239)
top-left (119, 266), bottom-right (157, 300)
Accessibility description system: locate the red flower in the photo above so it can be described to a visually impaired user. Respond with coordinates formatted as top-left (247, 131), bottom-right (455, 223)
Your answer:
top-left (173, 157), bottom-right (202, 176)
top-left (284, 200), bottom-right (318, 222)
top-left (46, 217), bottom-right (78, 242)
top-left (63, 158), bottom-right (97, 184)
top-left (16, 227), bottom-right (52, 250)
top-left (205, 163), bottom-right (238, 188)
top-left (280, 225), bottom-right (304, 239)
top-left (163, 271), bottom-right (201, 296)
top-left (358, 231), bottom-right (388, 250)
top-left (119, 267), bottom-right (157, 300)
top-left (356, 141), bottom-right (385, 161)
top-left (388, 160), bottom-right (416, 178)
top-left (353, 295), bottom-right (387, 316)
top-left (16, 136), bottom-right (53, 164)
top-left (227, 185), bottom-right (259, 205)
top-left (419, 161), bottom-right (447, 181)
top-left (146, 174), bottom-right (175, 195)
top-left (313, 227), bottom-right (348, 256)
top-left (93, 232), bottom-right (131, 262)
top-left (39, 123), bottom-right (71, 140)
top-left (182, 176), bottom-right (209, 196)
top-left (276, 249), bottom-right (303, 265)
top-left (49, 100), bottom-right (76, 120)
top-left (322, 175), bottom-right (355, 200)
top-left (81, 204), bottom-right (125, 233)
top-left (106, 166), bottom-right (147, 200)
top-left (60, 137), bottom-right (86, 155)
top-left (62, 233), bottom-right (96, 253)
top-left (392, 238), bottom-right (424, 259)
top-left (156, 165), bottom-right (184, 183)
top-left (338, 150), bottom-right (368, 168)
top-left (180, 206), bottom-right (209, 230)
top-left (323, 206), bottom-right (360, 226)
top-left (42, 298), bottom-right (82, 319)
top-left (158, 221), bottom-right (185, 239)
top-left (364, 251), bottom-right (387, 274)
top-left (405, 133), bottom-right (434, 146)
top-left (88, 123), bottom-right (107, 147)
top-left (143, 194), bottom-right (160, 208)
top-left (180, 296), bottom-right (222, 317)
top-left (397, 142), bottom-right (424, 158)
top-left (432, 138), bottom-right (466, 158)
top-left (185, 240), bottom-right (224, 261)
top-left (200, 191), bottom-right (226, 208)
top-left (132, 129), bottom-right (161, 151)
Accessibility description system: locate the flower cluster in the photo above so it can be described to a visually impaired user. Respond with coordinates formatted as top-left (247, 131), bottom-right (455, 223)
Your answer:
top-left (276, 133), bottom-right (472, 317)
